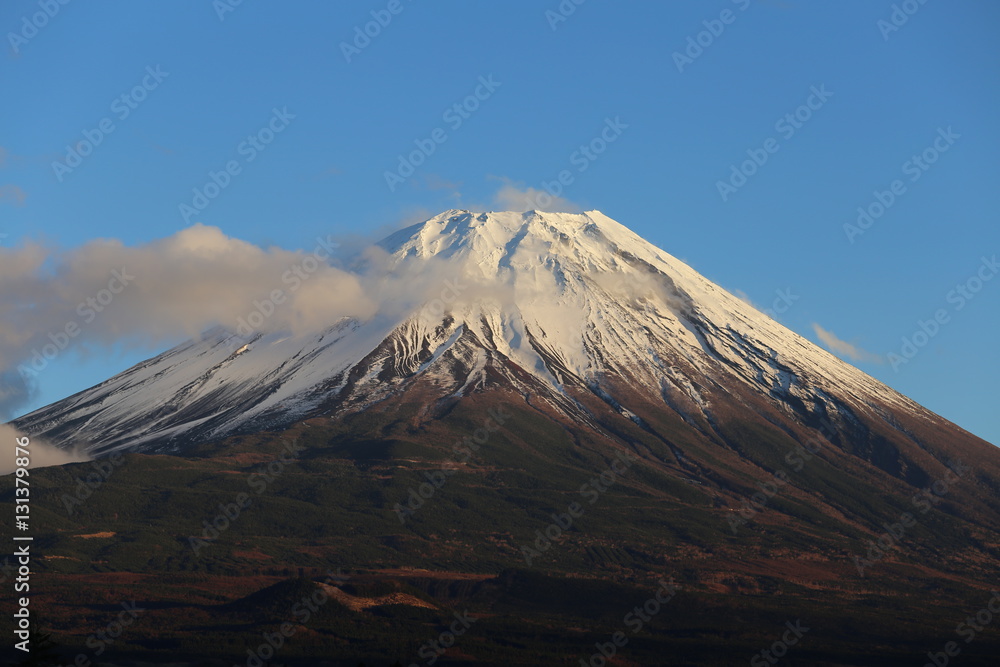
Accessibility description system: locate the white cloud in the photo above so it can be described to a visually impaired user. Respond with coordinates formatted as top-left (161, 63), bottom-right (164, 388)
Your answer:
top-left (490, 177), bottom-right (582, 213)
top-left (0, 423), bottom-right (89, 475)
top-left (0, 225), bottom-right (377, 418)
top-left (812, 323), bottom-right (882, 364)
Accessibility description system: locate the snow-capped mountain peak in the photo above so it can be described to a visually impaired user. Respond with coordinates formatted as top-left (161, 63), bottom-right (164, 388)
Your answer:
top-left (14, 210), bottom-right (929, 455)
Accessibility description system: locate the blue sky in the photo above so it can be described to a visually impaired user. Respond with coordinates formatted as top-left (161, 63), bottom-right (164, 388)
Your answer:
top-left (2, 1), bottom-right (997, 445)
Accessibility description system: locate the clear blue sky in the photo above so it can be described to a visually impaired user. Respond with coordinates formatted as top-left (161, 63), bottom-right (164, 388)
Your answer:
top-left (2, 1), bottom-right (997, 445)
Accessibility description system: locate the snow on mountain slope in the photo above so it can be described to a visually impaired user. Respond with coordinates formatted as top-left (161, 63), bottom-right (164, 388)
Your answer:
top-left (376, 210), bottom-right (926, 415)
top-left (13, 209), bottom-right (934, 455)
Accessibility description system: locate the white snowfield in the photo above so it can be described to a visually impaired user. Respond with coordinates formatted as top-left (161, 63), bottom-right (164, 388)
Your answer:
top-left (15, 210), bottom-right (929, 455)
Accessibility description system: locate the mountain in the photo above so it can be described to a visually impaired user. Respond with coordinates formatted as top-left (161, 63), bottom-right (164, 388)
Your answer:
top-left (14, 209), bottom-right (999, 516)
top-left (6, 210), bottom-right (1000, 665)
top-left (14, 210), bottom-right (986, 460)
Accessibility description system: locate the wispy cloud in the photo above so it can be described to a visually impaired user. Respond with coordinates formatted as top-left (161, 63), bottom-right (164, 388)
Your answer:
top-left (812, 323), bottom-right (882, 363)
top-left (0, 146), bottom-right (58, 169)
top-left (0, 184), bottom-right (26, 206)
top-left (423, 173), bottom-right (461, 191)
top-left (490, 177), bottom-right (582, 213)
top-left (316, 165), bottom-right (342, 179)
top-left (0, 423), bottom-right (89, 474)
top-left (732, 289), bottom-right (756, 309)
